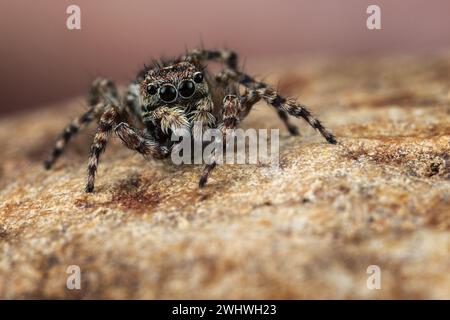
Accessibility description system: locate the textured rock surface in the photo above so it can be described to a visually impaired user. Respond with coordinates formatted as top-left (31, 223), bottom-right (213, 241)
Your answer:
top-left (0, 54), bottom-right (449, 299)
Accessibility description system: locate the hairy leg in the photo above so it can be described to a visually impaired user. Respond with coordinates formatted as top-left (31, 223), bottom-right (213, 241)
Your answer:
top-left (181, 48), bottom-right (302, 133)
top-left (44, 78), bottom-right (119, 169)
top-left (86, 106), bottom-right (170, 193)
top-left (114, 123), bottom-right (169, 159)
top-left (218, 69), bottom-right (336, 143)
top-left (123, 82), bottom-right (145, 123)
top-left (215, 68), bottom-right (299, 135)
top-left (199, 84), bottom-right (333, 188)
top-left (88, 77), bottom-right (119, 106)
top-left (44, 103), bottom-right (103, 169)
top-left (199, 94), bottom-right (242, 187)
top-left (181, 48), bottom-right (238, 69)
top-left (189, 96), bottom-right (216, 140)
top-left (86, 105), bottom-right (120, 192)
top-left (241, 87), bottom-right (336, 144)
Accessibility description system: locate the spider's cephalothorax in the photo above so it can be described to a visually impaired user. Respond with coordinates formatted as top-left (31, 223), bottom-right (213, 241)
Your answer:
top-left (44, 49), bottom-right (337, 192)
top-left (139, 61), bottom-right (216, 139)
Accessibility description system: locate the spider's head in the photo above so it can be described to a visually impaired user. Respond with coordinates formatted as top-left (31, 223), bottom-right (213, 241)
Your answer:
top-left (140, 61), bottom-right (208, 111)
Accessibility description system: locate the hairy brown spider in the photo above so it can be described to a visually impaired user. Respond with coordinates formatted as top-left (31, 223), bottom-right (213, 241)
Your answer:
top-left (44, 49), bottom-right (337, 192)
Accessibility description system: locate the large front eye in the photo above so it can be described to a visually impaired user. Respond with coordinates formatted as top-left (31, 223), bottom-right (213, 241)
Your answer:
top-left (158, 84), bottom-right (178, 103)
top-left (178, 80), bottom-right (195, 98)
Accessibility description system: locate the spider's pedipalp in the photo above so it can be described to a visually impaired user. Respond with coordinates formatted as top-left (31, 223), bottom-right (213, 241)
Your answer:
top-left (144, 106), bottom-right (190, 135)
top-left (190, 96), bottom-right (216, 139)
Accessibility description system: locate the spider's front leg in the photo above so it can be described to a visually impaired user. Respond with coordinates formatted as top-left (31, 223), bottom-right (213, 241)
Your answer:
top-left (85, 105), bottom-right (122, 192)
top-left (85, 106), bottom-right (170, 193)
top-left (114, 123), bottom-right (170, 160)
top-left (199, 94), bottom-right (242, 187)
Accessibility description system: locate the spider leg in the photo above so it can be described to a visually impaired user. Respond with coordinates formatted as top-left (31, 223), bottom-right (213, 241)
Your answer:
top-left (219, 69), bottom-right (336, 144)
top-left (86, 105), bottom-right (121, 192)
top-left (245, 88), bottom-right (336, 144)
top-left (44, 78), bottom-right (118, 169)
top-left (114, 123), bottom-right (169, 160)
top-left (276, 109), bottom-right (300, 136)
top-left (123, 82), bottom-right (145, 124)
top-left (215, 68), bottom-right (299, 136)
top-left (181, 48), bottom-right (238, 69)
top-left (88, 77), bottom-right (120, 106)
top-left (44, 103), bottom-right (99, 169)
top-left (181, 49), bottom-right (300, 134)
top-left (199, 94), bottom-right (242, 187)
top-left (86, 106), bottom-right (169, 193)
top-left (182, 48), bottom-right (297, 134)
top-left (189, 96), bottom-right (216, 140)
top-left (238, 89), bottom-right (299, 137)
top-left (199, 85), bottom-right (329, 187)
top-left (180, 48), bottom-right (298, 135)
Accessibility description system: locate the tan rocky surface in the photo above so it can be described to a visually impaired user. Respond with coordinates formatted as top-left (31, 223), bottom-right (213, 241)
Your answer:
top-left (0, 54), bottom-right (449, 299)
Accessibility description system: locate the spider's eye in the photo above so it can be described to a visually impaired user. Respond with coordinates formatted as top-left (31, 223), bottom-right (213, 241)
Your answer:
top-left (146, 84), bottom-right (157, 95)
top-left (193, 72), bottom-right (204, 83)
top-left (178, 80), bottom-right (195, 98)
top-left (158, 84), bottom-right (178, 103)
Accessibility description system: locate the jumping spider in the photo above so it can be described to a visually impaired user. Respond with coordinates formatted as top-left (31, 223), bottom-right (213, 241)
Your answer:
top-left (44, 49), bottom-right (337, 192)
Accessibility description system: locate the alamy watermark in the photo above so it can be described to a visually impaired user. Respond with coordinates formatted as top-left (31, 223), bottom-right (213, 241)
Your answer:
top-left (169, 122), bottom-right (280, 166)
top-left (366, 265), bottom-right (381, 290)
top-left (67, 4), bottom-right (382, 31)
top-left (66, 5), bottom-right (81, 30)
top-left (66, 265), bottom-right (81, 290)
top-left (366, 5), bottom-right (381, 30)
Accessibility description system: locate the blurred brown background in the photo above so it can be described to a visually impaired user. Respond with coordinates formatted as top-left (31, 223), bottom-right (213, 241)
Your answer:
top-left (1, 0), bottom-right (449, 114)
